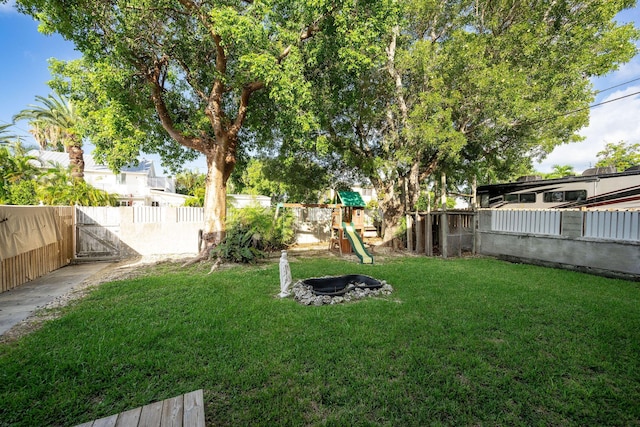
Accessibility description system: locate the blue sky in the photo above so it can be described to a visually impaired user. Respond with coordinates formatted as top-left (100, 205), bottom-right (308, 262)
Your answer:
top-left (1, 1), bottom-right (639, 176)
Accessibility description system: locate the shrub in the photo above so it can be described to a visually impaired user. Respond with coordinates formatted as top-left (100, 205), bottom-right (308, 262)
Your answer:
top-left (8, 180), bottom-right (39, 205)
top-left (212, 205), bottom-right (294, 263)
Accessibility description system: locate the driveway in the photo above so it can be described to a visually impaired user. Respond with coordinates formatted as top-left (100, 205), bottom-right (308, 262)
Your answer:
top-left (0, 262), bottom-right (112, 337)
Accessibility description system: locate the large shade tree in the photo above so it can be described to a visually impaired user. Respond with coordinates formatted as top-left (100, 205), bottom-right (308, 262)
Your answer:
top-left (309, 0), bottom-right (638, 242)
top-left (17, 0), bottom-right (390, 250)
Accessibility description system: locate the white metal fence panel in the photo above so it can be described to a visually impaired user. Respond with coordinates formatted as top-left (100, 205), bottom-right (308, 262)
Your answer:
top-left (177, 207), bottom-right (204, 223)
top-left (134, 206), bottom-right (165, 223)
top-left (584, 210), bottom-right (640, 241)
top-left (491, 210), bottom-right (561, 236)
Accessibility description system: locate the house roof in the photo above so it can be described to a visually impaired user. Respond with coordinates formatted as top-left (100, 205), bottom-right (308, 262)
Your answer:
top-left (28, 150), bottom-right (154, 175)
top-left (337, 191), bottom-right (366, 207)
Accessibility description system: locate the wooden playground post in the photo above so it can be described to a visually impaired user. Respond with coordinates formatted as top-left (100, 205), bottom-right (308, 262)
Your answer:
top-left (440, 173), bottom-right (448, 258)
top-left (414, 213), bottom-right (420, 253)
top-left (425, 213), bottom-right (433, 256)
top-left (406, 213), bottom-right (413, 252)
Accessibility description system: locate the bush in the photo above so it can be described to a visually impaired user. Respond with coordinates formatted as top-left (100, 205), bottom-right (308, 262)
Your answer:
top-left (212, 205), bottom-right (295, 263)
top-left (8, 180), bottom-right (38, 205)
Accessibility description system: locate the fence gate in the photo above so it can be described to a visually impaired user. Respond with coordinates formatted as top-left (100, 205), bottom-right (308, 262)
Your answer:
top-left (75, 207), bottom-right (121, 259)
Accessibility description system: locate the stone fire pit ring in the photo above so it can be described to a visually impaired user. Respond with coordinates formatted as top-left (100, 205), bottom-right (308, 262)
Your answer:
top-left (293, 275), bottom-right (393, 305)
top-left (302, 274), bottom-right (383, 296)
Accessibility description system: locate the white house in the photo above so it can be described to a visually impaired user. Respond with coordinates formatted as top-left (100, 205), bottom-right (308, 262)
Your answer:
top-left (29, 150), bottom-right (187, 207)
top-left (29, 150), bottom-right (273, 209)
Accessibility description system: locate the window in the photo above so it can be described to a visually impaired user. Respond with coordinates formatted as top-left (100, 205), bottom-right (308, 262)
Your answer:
top-left (151, 201), bottom-right (160, 207)
top-left (116, 173), bottom-right (126, 185)
top-left (505, 193), bottom-right (536, 203)
top-left (520, 193), bottom-right (536, 203)
top-left (565, 190), bottom-right (586, 201)
top-left (543, 190), bottom-right (586, 203)
top-left (544, 191), bottom-right (564, 202)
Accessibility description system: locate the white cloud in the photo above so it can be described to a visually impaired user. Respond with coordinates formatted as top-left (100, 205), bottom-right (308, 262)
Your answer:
top-left (537, 85), bottom-right (640, 173)
top-left (608, 55), bottom-right (640, 84)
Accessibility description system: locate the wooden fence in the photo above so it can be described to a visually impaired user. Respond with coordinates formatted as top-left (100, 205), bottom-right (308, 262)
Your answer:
top-left (1, 206), bottom-right (74, 293)
top-left (406, 210), bottom-right (476, 258)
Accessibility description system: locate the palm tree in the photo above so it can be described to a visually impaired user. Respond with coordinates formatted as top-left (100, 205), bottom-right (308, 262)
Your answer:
top-left (546, 164), bottom-right (576, 179)
top-left (38, 162), bottom-right (117, 206)
top-left (0, 123), bottom-right (17, 145)
top-left (0, 139), bottom-right (40, 204)
top-left (14, 93), bottom-right (85, 181)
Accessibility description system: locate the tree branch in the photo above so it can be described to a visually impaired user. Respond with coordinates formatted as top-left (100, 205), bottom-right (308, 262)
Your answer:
top-left (230, 81), bottom-right (265, 137)
top-left (147, 63), bottom-right (208, 153)
top-left (278, 6), bottom-right (332, 64)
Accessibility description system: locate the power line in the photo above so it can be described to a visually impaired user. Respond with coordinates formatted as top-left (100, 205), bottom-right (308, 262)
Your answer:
top-left (594, 76), bottom-right (640, 95)
top-left (560, 90), bottom-right (640, 118)
top-left (523, 89), bottom-right (640, 127)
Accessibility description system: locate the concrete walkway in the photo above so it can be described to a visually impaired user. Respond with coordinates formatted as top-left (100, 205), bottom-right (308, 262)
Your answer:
top-left (0, 262), bottom-right (112, 336)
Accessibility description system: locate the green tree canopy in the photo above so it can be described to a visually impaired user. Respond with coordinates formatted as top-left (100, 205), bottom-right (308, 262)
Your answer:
top-left (595, 141), bottom-right (640, 171)
top-left (0, 140), bottom-right (40, 204)
top-left (237, 156), bottom-right (331, 204)
top-left (38, 162), bottom-right (118, 206)
top-left (544, 165), bottom-right (577, 179)
top-left (175, 170), bottom-right (207, 197)
top-left (309, 0), bottom-right (638, 242)
top-left (19, 0), bottom-right (389, 250)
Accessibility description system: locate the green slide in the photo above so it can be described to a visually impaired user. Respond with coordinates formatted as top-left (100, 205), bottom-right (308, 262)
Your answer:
top-left (342, 222), bottom-right (374, 264)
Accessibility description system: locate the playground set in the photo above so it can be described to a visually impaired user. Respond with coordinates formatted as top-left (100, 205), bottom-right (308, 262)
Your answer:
top-left (276, 190), bottom-right (374, 264)
top-left (329, 191), bottom-right (374, 264)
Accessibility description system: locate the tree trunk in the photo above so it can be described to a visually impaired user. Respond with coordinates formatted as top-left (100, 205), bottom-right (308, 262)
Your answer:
top-left (374, 177), bottom-right (404, 247)
top-left (201, 148), bottom-right (229, 249)
top-left (67, 142), bottom-right (85, 181)
top-left (407, 161), bottom-right (420, 212)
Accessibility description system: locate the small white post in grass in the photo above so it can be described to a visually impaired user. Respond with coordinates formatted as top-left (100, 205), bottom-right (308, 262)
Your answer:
top-left (279, 250), bottom-right (292, 298)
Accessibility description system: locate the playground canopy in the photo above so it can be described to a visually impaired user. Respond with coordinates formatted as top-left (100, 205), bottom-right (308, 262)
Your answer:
top-left (336, 191), bottom-right (366, 207)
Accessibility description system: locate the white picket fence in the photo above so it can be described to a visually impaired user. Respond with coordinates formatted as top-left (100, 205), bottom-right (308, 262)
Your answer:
top-left (131, 206), bottom-right (204, 223)
top-left (491, 210), bottom-right (561, 236)
top-left (177, 207), bottom-right (205, 223)
top-left (134, 206), bottom-right (165, 223)
top-left (584, 210), bottom-right (640, 241)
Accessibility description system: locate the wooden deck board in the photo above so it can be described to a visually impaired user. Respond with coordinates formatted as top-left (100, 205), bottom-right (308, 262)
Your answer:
top-left (91, 414), bottom-right (118, 427)
top-left (138, 400), bottom-right (163, 426)
top-left (73, 390), bottom-right (204, 427)
top-left (114, 408), bottom-right (141, 427)
top-left (160, 395), bottom-right (183, 427)
top-left (183, 390), bottom-right (205, 427)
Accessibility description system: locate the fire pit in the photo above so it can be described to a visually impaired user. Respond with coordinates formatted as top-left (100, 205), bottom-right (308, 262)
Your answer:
top-left (292, 275), bottom-right (393, 305)
top-left (302, 274), bottom-right (383, 296)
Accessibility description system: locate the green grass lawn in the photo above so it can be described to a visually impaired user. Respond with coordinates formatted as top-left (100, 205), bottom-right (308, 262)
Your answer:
top-left (1, 255), bottom-right (639, 426)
